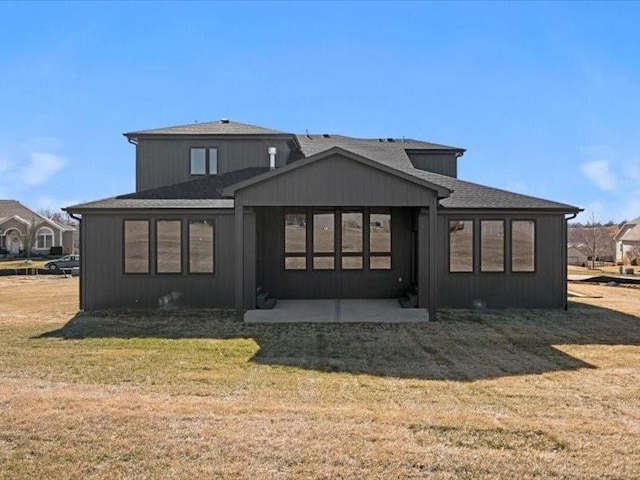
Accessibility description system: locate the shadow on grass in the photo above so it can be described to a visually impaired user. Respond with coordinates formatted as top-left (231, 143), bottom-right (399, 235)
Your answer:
top-left (39, 302), bottom-right (640, 381)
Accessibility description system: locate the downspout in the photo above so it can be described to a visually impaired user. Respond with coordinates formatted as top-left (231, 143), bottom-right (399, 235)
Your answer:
top-left (564, 212), bottom-right (579, 310)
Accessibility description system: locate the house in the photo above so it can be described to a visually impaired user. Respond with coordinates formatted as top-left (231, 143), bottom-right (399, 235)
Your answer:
top-left (567, 244), bottom-right (589, 266)
top-left (614, 217), bottom-right (640, 263)
top-left (0, 200), bottom-right (76, 256)
top-left (65, 119), bottom-right (581, 319)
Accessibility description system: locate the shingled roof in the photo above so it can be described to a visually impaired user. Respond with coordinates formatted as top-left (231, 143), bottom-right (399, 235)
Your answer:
top-left (68, 121), bottom-right (580, 213)
top-left (125, 119), bottom-right (286, 137)
top-left (0, 200), bottom-right (75, 230)
top-left (297, 135), bottom-right (578, 211)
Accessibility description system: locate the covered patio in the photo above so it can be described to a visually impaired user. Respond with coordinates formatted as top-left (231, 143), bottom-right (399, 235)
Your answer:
top-left (245, 299), bottom-right (429, 323)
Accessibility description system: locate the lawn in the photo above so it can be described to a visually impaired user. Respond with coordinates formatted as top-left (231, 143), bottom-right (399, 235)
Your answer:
top-left (0, 259), bottom-right (48, 270)
top-left (0, 277), bottom-right (639, 479)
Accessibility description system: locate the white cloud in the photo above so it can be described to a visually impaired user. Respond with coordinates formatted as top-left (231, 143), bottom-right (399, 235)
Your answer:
top-left (579, 160), bottom-right (617, 191)
top-left (20, 152), bottom-right (67, 186)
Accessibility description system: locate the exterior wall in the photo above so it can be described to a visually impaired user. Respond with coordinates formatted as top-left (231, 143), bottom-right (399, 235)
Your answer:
top-left (80, 210), bottom-right (235, 310)
top-left (407, 151), bottom-right (458, 177)
top-left (436, 212), bottom-right (566, 308)
top-left (616, 240), bottom-right (640, 262)
top-left (236, 154), bottom-right (437, 207)
top-left (255, 206), bottom-right (415, 300)
top-left (136, 136), bottom-right (297, 191)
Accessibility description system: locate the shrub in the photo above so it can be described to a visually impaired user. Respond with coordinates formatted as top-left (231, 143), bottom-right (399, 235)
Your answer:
top-left (631, 258), bottom-right (638, 266)
top-left (49, 246), bottom-right (63, 256)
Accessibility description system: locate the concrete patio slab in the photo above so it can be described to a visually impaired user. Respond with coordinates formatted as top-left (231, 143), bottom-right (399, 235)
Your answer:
top-left (244, 299), bottom-right (429, 323)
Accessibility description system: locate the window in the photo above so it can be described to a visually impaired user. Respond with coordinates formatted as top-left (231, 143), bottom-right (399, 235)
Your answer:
top-left (449, 220), bottom-right (473, 272)
top-left (285, 210), bottom-right (307, 270)
top-left (124, 220), bottom-right (149, 273)
top-left (283, 208), bottom-right (393, 272)
top-left (342, 211), bottom-right (363, 269)
top-left (156, 220), bottom-right (182, 273)
top-left (370, 210), bottom-right (391, 269)
top-left (512, 220), bottom-right (535, 272)
top-left (481, 220), bottom-right (505, 272)
top-left (189, 220), bottom-right (214, 273)
top-left (36, 228), bottom-right (54, 249)
top-left (190, 148), bottom-right (218, 175)
top-left (313, 210), bottom-right (335, 270)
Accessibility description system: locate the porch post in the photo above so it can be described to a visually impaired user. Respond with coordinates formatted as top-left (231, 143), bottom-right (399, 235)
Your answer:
top-left (417, 208), bottom-right (429, 311)
top-left (428, 202), bottom-right (438, 321)
top-left (234, 199), bottom-right (244, 320)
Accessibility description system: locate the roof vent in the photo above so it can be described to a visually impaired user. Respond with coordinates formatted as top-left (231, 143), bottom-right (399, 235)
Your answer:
top-left (323, 134), bottom-right (331, 138)
top-left (387, 138), bottom-right (395, 142)
top-left (220, 118), bottom-right (230, 124)
top-left (378, 138), bottom-right (384, 142)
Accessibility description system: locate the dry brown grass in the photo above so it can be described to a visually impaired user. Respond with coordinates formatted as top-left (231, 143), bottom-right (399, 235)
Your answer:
top-left (1, 277), bottom-right (639, 479)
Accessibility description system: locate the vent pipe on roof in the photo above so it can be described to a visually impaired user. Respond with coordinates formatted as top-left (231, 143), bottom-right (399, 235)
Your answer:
top-left (268, 147), bottom-right (277, 169)
top-left (220, 118), bottom-right (230, 124)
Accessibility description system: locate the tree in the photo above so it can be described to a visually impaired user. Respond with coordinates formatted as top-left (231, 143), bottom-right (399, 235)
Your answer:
top-left (23, 217), bottom-right (45, 261)
top-left (578, 211), bottom-right (616, 269)
top-left (37, 208), bottom-right (77, 227)
top-left (627, 245), bottom-right (640, 265)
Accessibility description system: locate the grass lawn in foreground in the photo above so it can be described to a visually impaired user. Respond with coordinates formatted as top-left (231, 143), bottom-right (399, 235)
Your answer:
top-left (0, 276), bottom-right (639, 479)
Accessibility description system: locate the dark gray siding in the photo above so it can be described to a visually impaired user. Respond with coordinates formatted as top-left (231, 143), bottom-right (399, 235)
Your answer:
top-left (136, 136), bottom-right (297, 191)
top-left (236, 154), bottom-right (438, 207)
top-left (81, 211), bottom-right (235, 310)
top-left (256, 207), bottom-right (414, 299)
top-left (407, 151), bottom-right (458, 177)
top-left (436, 212), bottom-right (566, 308)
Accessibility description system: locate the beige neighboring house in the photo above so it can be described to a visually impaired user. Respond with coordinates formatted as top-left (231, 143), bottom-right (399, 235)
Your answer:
top-left (567, 243), bottom-right (589, 266)
top-left (615, 216), bottom-right (640, 262)
top-left (0, 200), bottom-right (76, 256)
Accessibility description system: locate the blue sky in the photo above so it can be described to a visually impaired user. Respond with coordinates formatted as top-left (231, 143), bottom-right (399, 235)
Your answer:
top-left (1, 1), bottom-right (639, 222)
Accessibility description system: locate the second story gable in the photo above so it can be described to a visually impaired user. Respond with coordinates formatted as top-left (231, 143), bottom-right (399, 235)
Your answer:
top-left (125, 119), bottom-right (465, 192)
top-left (126, 119), bottom-right (301, 192)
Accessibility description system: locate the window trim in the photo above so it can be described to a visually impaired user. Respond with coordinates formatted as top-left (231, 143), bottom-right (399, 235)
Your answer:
top-left (155, 219), bottom-right (183, 275)
top-left (448, 218), bottom-right (475, 274)
top-left (510, 219), bottom-right (537, 273)
top-left (36, 227), bottom-right (55, 250)
top-left (123, 219), bottom-right (151, 275)
top-left (284, 208), bottom-right (308, 271)
top-left (369, 208), bottom-right (392, 270)
top-left (480, 219), bottom-right (506, 273)
top-left (189, 147), bottom-right (219, 176)
top-left (187, 218), bottom-right (216, 275)
top-left (341, 209), bottom-right (364, 271)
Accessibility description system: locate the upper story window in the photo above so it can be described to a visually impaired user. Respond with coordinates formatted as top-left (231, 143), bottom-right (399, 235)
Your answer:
top-left (190, 148), bottom-right (218, 175)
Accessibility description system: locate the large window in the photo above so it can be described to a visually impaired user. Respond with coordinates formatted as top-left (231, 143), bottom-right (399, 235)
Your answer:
top-left (124, 220), bottom-right (150, 273)
top-left (285, 210), bottom-right (307, 270)
top-left (189, 220), bottom-right (214, 273)
top-left (342, 211), bottom-right (363, 269)
top-left (156, 220), bottom-right (182, 273)
top-left (190, 148), bottom-right (218, 175)
top-left (481, 220), bottom-right (505, 272)
top-left (449, 220), bottom-right (473, 272)
top-left (313, 210), bottom-right (335, 270)
top-left (284, 208), bottom-right (392, 271)
top-left (512, 220), bottom-right (535, 272)
top-left (370, 210), bottom-right (391, 270)
top-left (36, 228), bottom-right (54, 249)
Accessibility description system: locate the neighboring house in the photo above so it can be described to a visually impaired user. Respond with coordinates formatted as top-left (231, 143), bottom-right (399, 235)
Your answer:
top-left (567, 244), bottom-right (589, 266)
top-left (0, 200), bottom-right (76, 255)
top-left (65, 119), bottom-right (581, 318)
top-left (614, 217), bottom-right (640, 263)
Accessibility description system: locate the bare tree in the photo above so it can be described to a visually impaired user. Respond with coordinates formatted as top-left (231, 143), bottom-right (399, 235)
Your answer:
top-left (23, 217), bottom-right (45, 261)
top-left (578, 211), bottom-right (616, 269)
top-left (627, 245), bottom-right (640, 265)
top-left (37, 208), bottom-right (77, 227)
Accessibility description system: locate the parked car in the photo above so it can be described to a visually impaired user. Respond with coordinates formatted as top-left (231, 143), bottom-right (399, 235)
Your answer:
top-left (44, 255), bottom-right (80, 271)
